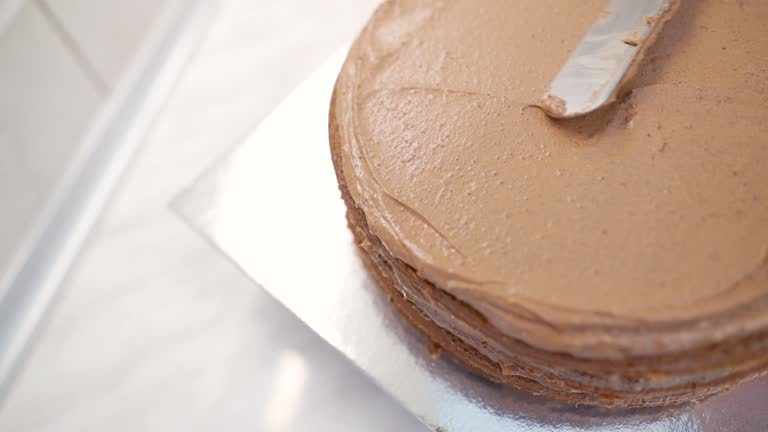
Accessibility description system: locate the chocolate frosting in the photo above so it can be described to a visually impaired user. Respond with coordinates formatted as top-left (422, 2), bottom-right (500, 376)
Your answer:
top-left (333, 0), bottom-right (768, 360)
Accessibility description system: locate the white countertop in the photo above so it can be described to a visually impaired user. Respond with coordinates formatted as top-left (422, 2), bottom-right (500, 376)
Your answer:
top-left (0, 1), bottom-right (425, 430)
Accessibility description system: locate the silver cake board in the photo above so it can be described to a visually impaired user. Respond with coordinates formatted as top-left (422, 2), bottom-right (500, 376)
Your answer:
top-left (172, 48), bottom-right (768, 432)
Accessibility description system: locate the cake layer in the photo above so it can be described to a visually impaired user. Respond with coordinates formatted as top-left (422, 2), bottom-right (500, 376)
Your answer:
top-left (330, 0), bottom-right (768, 406)
top-left (331, 94), bottom-right (768, 407)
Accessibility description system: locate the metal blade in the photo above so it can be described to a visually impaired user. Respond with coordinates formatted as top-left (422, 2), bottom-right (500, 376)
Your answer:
top-left (537, 0), bottom-right (678, 118)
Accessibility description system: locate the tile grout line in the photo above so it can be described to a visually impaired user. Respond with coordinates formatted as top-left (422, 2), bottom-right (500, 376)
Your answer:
top-left (0, 0), bottom-right (27, 40)
top-left (34, 0), bottom-right (109, 96)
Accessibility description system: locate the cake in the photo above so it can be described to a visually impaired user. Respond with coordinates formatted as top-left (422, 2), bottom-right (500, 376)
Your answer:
top-left (329, 0), bottom-right (768, 407)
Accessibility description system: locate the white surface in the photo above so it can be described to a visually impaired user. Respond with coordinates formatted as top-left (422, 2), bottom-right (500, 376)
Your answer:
top-left (0, 1), bottom-right (102, 290)
top-left (0, 1), bottom-right (425, 431)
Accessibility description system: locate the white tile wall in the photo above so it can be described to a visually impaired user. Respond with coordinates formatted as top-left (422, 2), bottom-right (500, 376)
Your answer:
top-left (0, 1), bottom-right (102, 283)
top-left (42, 0), bottom-right (169, 89)
top-left (0, 0), bottom-right (168, 284)
top-left (0, 0), bottom-right (27, 38)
